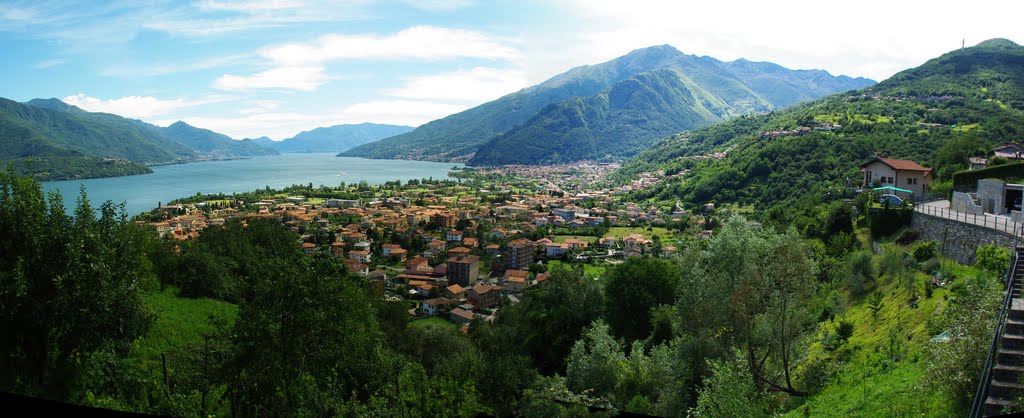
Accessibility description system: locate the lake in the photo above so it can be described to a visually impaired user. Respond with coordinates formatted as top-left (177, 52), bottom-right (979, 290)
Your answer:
top-left (42, 154), bottom-right (462, 216)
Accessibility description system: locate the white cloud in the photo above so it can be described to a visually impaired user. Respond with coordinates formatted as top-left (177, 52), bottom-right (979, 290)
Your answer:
top-left (160, 99), bottom-right (464, 139)
top-left (62, 93), bottom-right (231, 119)
top-left (261, 25), bottom-right (521, 66)
top-left (33, 58), bottom-right (66, 69)
top-left (541, 0), bottom-right (1024, 82)
top-left (384, 67), bottom-right (527, 102)
top-left (401, 0), bottom-right (474, 11)
top-left (218, 25), bottom-right (521, 92)
top-left (214, 66), bottom-right (330, 91)
top-left (335, 100), bottom-right (466, 127)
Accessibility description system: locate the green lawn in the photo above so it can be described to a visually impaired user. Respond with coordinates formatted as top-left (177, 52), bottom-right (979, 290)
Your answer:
top-left (605, 226), bottom-right (670, 239)
top-left (547, 259), bottom-right (607, 280)
top-left (553, 235), bottom-right (599, 243)
top-left (133, 287), bottom-right (239, 368)
top-left (410, 316), bottom-right (459, 329)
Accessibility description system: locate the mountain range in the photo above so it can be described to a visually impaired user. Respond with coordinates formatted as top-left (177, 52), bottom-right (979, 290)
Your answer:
top-left (341, 45), bottom-right (875, 165)
top-left (0, 98), bottom-right (414, 180)
top-left (617, 38), bottom-right (1024, 210)
top-left (255, 123), bottom-right (413, 154)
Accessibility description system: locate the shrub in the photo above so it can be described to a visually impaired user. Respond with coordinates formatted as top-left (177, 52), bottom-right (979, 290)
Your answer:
top-left (895, 228), bottom-right (921, 246)
top-left (846, 251), bottom-right (875, 295)
top-left (912, 241), bottom-right (938, 262)
top-left (921, 257), bottom-right (941, 274)
top-left (975, 244), bottom-right (1011, 278)
top-left (878, 244), bottom-right (905, 278)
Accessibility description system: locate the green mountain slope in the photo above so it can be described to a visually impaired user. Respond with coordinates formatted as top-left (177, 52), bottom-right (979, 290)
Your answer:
top-left (343, 45), bottom-right (873, 164)
top-left (160, 121), bottom-right (278, 157)
top-left (469, 68), bottom-right (771, 165)
top-left (5, 98), bottom-right (195, 163)
top-left (618, 38), bottom-right (1024, 210)
top-left (260, 123), bottom-right (411, 153)
top-left (0, 98), bottom-right (284, 180)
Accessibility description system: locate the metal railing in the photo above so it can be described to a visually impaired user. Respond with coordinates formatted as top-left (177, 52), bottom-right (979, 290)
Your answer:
top-left (969, 245), bottom-right (1021, 417)
top-left (915, 204), bottom-right (1023, 237)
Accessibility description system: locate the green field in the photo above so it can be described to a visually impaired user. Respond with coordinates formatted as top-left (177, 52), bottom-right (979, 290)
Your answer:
top-left (410, 316), bottom-right (459, 329)
top-left (547, 259), bottom-right (608, 280)
top-left (553, 235), bottom-right (599, 243)
top-left (605, 226), bottom-right (670, 239)
top-left (134, 287), bottom-right (239, 365)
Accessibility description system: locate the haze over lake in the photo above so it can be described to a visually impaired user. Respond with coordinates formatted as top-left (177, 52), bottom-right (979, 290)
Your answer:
top-left (42, 154), bottom-right (461, 216)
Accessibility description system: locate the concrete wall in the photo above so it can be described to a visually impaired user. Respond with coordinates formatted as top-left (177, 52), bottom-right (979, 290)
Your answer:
top-left (978, 179), bottom-right (1006, 214)
top-left (911, 211), bottom-right (1015, 265)
top-left (951, 191), bottom-right (984, 215)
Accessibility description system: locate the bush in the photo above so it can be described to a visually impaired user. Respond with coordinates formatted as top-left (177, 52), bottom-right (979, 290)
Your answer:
top-left (921, 257), bottom-right (941, 274)
top-left (975, 244), bottom-right (1011, 278)
top-left (912, 241), bottom-right (938, 262)
top-left (846, 251), bottom-right (875, 295)
top-left (895, 228), bottom-right (921, 246)
top-left (878, 244), bottom-right (905, 278)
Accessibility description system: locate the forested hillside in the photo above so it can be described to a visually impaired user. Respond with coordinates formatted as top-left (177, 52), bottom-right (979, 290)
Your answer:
top-left (343, 45), bottom-right (872, 163)
top-left (0, 98), bottom-right (284, 180)
top-left (619, 39), bottom-right (1024, 211)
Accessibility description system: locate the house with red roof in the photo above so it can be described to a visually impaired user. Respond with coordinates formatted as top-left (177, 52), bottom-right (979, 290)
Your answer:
top-left (859, 156), bottom-right (933, 197)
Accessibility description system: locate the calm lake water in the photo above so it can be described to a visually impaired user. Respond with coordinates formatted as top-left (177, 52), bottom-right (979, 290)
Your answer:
top-left (42, 153), bottom-right (462, 216)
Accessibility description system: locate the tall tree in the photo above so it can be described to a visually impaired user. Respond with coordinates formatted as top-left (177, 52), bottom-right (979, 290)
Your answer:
top-left (604, 257), bottom-right (680, 342)
top-left (0, 170), bottom-right (153, 395)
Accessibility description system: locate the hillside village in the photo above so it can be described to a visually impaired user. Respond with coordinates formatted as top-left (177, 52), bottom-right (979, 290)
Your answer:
top-left (142, 167), bottom-right (704, 331)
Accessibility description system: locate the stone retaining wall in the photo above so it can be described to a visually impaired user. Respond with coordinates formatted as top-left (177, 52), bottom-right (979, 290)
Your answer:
top-left (911, 211), bottom-right (1016, 265)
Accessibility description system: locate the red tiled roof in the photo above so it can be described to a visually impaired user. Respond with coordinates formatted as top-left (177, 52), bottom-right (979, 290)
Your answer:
top-left (862, 156), bottom-right (931, 172)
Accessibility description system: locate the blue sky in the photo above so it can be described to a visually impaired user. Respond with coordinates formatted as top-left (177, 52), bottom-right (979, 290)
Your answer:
top-left (2, 0), bottom-right (1021, 139)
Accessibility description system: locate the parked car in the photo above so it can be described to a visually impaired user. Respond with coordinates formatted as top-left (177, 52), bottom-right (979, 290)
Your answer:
top-left (879, 194), bottom-right (904, 207)
top-left (1013, 197), bottom-right (1022, 212)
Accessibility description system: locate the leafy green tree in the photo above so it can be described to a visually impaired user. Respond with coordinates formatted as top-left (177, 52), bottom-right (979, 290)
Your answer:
top-left (567, 321), bottom-right (624, 398)
top-left (975, 243), bottom-right (1010, 277)
top-left (225, 258), bottom-right (386, 416)
top-left (676, 218), bottom-right (816, 397)
top-left (692, 351), bottom-right (768, 418)
top-left (605, 257), bottom-right (681, 342)
top-left (0, 171), bottom-right (154, 396)
top-left (472, 265), bottom-right (603, 375)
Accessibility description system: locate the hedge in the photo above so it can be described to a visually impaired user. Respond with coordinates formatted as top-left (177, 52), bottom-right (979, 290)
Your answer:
top-left (952, 162), bottom-right (1024, 190)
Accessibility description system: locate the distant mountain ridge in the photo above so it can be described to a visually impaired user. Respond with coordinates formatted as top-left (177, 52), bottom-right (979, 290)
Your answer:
top-left (0, 98), bottom-right (280, 180)
top-left (341, 44), bottom-right (874, 164)
top-left (615, 38), bottom-right (1024, 210)
top-left (160, 121), bottom-right (277, 157)
top-left (257, 123), bottom-right (413, 153)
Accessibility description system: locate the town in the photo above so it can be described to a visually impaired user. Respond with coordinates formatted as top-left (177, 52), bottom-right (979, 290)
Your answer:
top-left (139, 164), bottom-right (709, 332)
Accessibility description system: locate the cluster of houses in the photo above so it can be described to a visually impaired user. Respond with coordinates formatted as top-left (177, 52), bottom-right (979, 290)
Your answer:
top-left (759, 122), bottom-right (839, 139)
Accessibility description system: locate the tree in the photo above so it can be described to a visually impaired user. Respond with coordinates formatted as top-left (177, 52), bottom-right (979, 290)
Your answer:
top-left (567, 321), bottom-right (624, 398)
top-left (0, 171), bottom-right (154, 396)
top-left (676, 218), bottom-right (816, 397)
top-left (605, 257), bottom-right (680, 342)
top-left (472, 265), bottom-right (603, 375)
top-left (975, 243), bottom-right (1010, 278)
top-left (225, 258), bottom-right (386, 416)
top-left (691, 351), bottom-right (768, 418)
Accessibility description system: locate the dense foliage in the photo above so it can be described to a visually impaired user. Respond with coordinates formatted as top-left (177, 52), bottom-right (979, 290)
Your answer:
top-left (0, 170), bottom-right (155, 397)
